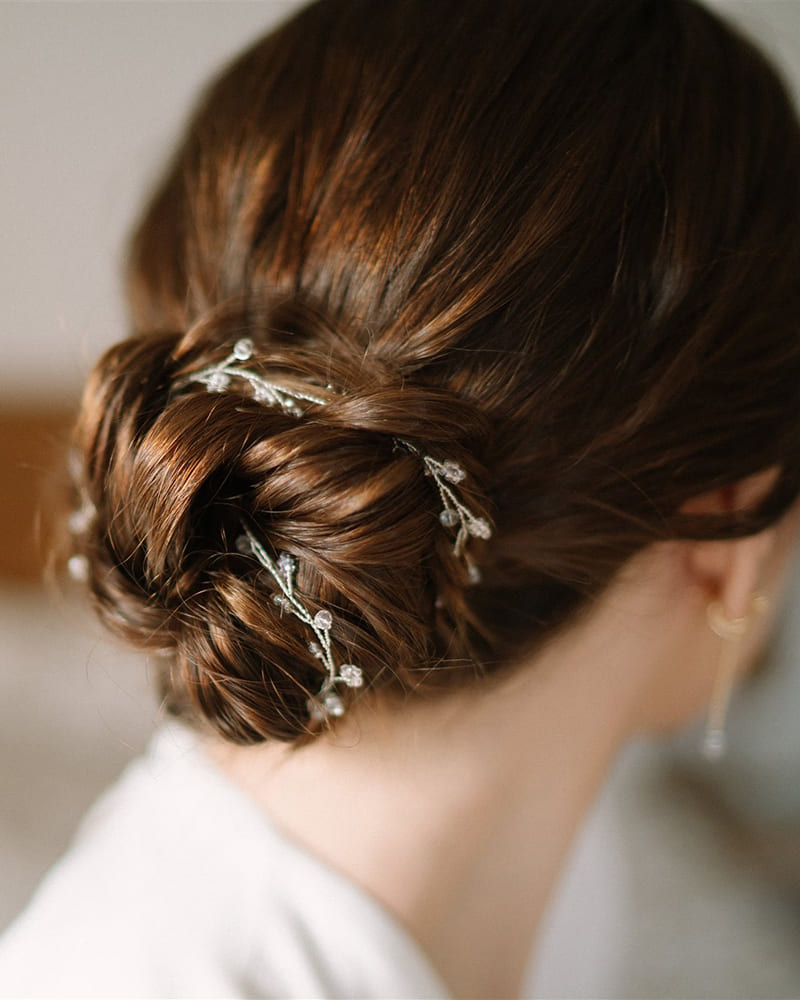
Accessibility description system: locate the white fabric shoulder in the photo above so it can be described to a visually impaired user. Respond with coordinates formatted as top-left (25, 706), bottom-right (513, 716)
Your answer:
top-left (0, 723), bottom-right (450, 1000)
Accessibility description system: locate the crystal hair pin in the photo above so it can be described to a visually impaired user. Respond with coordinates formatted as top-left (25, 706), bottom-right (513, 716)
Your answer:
top-left (236, 526), bottom-right (363, 722)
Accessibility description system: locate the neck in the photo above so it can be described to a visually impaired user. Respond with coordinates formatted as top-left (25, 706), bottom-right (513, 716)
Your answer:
top-left (205, 551), bottom-right (688, 998)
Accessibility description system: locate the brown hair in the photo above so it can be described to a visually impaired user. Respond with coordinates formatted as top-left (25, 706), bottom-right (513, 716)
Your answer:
top-left (68, 0), bottom-right (800, 743)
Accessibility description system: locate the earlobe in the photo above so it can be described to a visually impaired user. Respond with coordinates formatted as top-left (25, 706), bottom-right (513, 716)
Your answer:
top-left (715, 526), bottom-right (776, 621)
top-left (684, 527), bottom-right (776, 621)
top-left (680, 465), bottom-right (781, 620)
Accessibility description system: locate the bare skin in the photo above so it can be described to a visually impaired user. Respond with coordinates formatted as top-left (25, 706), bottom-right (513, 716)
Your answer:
top-left (205, 468), bottom-right (800, 999)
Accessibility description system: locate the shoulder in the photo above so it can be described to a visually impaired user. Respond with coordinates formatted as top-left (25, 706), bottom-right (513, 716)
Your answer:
top-left (0, 725), bottom-right (261, 995)
top-left (0, 724), bottom-right (449, 999)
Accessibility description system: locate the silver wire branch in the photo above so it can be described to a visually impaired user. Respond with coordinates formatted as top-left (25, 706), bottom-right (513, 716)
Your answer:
top-left (399, 440), bottom-right (492, 581)
top-left (181, 338), bottom-right (328, 416)
top-left (236, 525), bottom-right (363, 722)
top-left (421, 455), bottom-right (492, 554)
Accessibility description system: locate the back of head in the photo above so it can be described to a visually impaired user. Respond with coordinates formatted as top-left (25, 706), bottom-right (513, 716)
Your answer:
top-left (67, 0), bottom-right (800, 742)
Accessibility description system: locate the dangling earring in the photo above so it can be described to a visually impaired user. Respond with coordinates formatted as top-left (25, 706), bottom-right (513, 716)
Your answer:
top-left (702, 591), bottom-right (770, 760)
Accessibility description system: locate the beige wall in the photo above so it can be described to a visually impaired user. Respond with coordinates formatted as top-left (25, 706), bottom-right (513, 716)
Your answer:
top-left (1, 1), bottom-right (301, 407)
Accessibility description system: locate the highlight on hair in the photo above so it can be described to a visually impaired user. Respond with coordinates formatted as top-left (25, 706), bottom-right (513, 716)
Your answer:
top-left (65, 0), bottom-right (800, 743)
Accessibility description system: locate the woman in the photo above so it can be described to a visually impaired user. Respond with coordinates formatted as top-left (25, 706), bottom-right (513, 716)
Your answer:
top-left (2, 0), bottom-right (800, 996)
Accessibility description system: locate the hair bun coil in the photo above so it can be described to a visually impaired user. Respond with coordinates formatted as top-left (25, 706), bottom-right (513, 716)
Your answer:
top-left (69, 303), bottom-right (494, 742)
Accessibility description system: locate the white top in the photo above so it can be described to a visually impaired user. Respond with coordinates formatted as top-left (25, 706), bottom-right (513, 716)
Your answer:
top-left (0, 724), bottom-right (450, 999)
top-left (5, 716), bottom-right (800, 998)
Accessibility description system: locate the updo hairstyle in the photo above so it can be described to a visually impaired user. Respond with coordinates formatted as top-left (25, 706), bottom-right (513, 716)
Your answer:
top-left (67, 0), bottom-right (800, 743)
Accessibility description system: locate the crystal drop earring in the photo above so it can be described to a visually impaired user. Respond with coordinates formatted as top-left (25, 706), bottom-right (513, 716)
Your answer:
top-left (702, 590), bottom-right (769, 760)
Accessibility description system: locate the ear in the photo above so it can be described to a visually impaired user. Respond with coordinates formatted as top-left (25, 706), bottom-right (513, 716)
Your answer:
top-left (680, 466), bottom-right (780, 621)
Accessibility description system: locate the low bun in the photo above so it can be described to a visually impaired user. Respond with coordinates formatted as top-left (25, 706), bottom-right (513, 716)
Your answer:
top-left (66, 0), bottom-right (800, 744)
top-left (69, 300), bottom-right (495, 742)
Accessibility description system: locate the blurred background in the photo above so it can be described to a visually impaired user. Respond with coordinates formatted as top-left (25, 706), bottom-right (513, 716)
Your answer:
top-left (2, 2), bottom-right (800, 997)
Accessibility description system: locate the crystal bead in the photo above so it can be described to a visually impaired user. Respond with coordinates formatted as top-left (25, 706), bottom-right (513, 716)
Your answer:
top-left (277, 552), bottom-right (296, 576)
top-left (207, 372), bottom-right (230, 392)
top-left (307, 698), bottom-right (326, 723)
top-left (442, 460), bottom-right (466, 484)
top-left (339, 664), bottom-right (363, 688)
top-left (272, 594), bottom-right (292, 612)
top-left (232, 338), bottom-right (254, 361)
top-left (308, 642), bottom-right (324, 659)
top-left (252, 384), bottom-right (274, 403)
top-left (286, 404), bottom-right (304, 417)
top-left (702, 729), bottom-right (726, 761)
top-left (314, 609), bottom-right (333, 630)
top-left (323, 692), bottom-right (345, 717)
top-left (439, 508), bottom-right (459, 528)
top-left (235, 535), bottom-right (251, 554)
top-left (67, 554), bottom-right (89, 582)
top-left (68, 506), bottom-right (94, 535)
top-left (67, 448), bottom-right (83, 482)
top-left (469, 517), bottom-right (492, 539)
top-left (467, 562), bottom-right (482, 584)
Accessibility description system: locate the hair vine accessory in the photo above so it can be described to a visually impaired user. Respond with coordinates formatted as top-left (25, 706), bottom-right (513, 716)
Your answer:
top-left (702, 590), bottom-right (769, 760)
top-left (179, 338), bottom-right (328, 416)
top-left (400, 442), bottom-right (491, 583)
top-left (65, 450), bottom-right (97, 582)
top-left (178, 337), bottom-right (493, 722)
top-left (66, 499), bottom-right (96, 582)
top-left (235, 526), bottom-right (363, 723)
